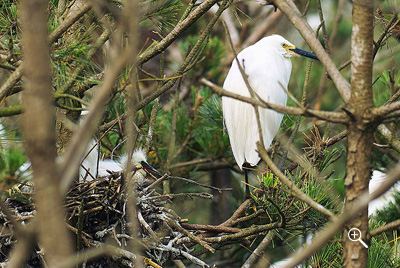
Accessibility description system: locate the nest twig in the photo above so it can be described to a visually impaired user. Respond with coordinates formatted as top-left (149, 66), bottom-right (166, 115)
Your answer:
top-left (0, 169), bottom-right (294, 267)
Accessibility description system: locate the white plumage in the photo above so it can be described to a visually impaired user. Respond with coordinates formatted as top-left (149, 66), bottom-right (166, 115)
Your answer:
top-left (79, 144), bottom-right (149, 182)
top-left (79, 138), bottom-right (100, 180)
top-left (78, 109), bottom-right (150, 181)
top-left (118, 149), bottom-right (149, 183)
top-left (222, 35), bottom-right (317, 169)
top-left (119, 149), bottom-right (147, 168)
top-left (369, 170), bottom-right (400, 216)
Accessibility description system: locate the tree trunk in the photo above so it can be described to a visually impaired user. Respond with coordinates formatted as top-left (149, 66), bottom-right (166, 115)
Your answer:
top-left (342, 1), bottom-right (374, 267)
top-left (20, 0), bottom-right (73, 265)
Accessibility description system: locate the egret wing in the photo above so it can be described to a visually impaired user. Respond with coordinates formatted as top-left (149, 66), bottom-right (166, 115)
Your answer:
top-left (222, 43), bottom-right (290, 168)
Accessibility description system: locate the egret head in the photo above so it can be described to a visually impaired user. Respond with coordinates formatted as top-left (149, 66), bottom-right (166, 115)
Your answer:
top-left (268, 35), bottom-right (318, 60)
top-left (129, 149), bottom-right (162, 181)
top-left (131, 149), bottom-right (147, 167)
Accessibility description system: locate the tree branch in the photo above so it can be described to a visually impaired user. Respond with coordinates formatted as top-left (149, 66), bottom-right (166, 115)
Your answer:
top-left (201, 78), bottom-right (349, 123)
top-left (370, 219), bottom-right (400, 237)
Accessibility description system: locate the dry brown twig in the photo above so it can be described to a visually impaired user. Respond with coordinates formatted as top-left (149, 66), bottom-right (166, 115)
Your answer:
top-left (241, 231), bottom-right (274, 268)
top-left (20, 0), bottom-right (74, 266)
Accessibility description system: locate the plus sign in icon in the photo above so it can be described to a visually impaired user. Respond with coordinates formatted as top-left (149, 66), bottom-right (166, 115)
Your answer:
top-left (348, 228), bottom-right (368, 248)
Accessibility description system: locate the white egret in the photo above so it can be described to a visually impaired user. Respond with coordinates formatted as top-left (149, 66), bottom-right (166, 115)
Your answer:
top-left (119, 149), bottom-right (162, 185)
top-left (79, 144), bottom-right (161, 184)
top-left (222, 35), bottom-right (318, 196)
top-left (78, 109), bottom-right (160, 182)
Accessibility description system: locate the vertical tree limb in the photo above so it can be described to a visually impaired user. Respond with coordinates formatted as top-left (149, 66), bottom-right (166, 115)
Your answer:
top-left (342, 0), bottom-right (375, 266)
top-left (20, 0), bottom-right (73, 265)
top-left (122, 0), bottom-right (142, 265)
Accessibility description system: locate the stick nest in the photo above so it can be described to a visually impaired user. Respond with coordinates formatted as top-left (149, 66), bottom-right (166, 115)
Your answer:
top-left (0, 170), bottom-right (223, 267)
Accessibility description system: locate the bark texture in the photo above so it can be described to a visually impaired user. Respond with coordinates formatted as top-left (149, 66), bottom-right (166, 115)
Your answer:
top-left (20, 0), bottom-right (73, 265)
top-left (343, 1), bottom-right (374, 267)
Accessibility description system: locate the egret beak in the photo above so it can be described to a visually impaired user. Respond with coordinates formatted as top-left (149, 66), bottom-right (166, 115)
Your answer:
top-left (141, 161), bottom-right (163, 177)
top-left (289, 47), bottom-right (319, 61)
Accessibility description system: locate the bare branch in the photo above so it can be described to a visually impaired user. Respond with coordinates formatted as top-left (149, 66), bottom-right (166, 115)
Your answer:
top-left (159, 214), bottom-right (216, 253)
top-left (99, 0), bottom-right (230, 133)
top-left (59, 43), bottom-right (133, 193)
top-left (243, 8), bottom-right (283, 47)
top-left (56, 28), bottom-right (111, 95)
top-left (201, 78), bottom-right (349, 123)
top-left (377, 124), bottom-right (400, 153)
top-left (219, 199), bottom-right (254, 227)
top-left (182, 223), bottom-right (241, 233)
top-left (0, 105), bottom-right (23, 117)
top-left (242, 231), bottom-right (274, 268)
top-left (370, 219), bottom-right (400, 237)
top-left (371, 100), bottom-right (400, 120)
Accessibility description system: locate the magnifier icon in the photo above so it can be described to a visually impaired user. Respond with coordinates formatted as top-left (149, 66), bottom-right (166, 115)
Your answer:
top-left (348, 228), bottom-right (368, 248)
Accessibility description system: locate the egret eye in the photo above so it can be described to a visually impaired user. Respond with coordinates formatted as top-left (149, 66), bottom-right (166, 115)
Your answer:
top-left (281, 43), bottom-right (287, 48)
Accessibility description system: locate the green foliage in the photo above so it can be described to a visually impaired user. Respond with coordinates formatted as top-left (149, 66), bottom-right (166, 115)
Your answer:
top-left (368, 220), bottom-right (400, 267)
top-left (281, 113), bottom-right (297, 133)
top-left (374, 191), bottom-right (400, 224)
top-left (0, 0), bottom-right (399, 266)
top-left (52, 24), bottom-right (99, 90)
top-left (255, 170), bottom-right (334, 230)
top-left (194, 91), bottom-right (229, 158)
top-left (331, 177), bottom-right (345, 197)
top-left (152, 101), bottom-right (190, 161)
top-left (368, 235), bottom-right (399, 268)
top-left (142, 0), bottom-right (182, 35)
top-left (0, 0), bottom-right (20, 59)
top-left (0, 0), bottom-right (18, 30)
top-left (259, 171), bottom-right (278, 188)
top-left (310, 237), bottom-right (342, 267)
top-left (151, 87), bottom-right (229, 164)
top-left (319, 148), bottom-right (341, 171)
top-left (0, 124), bottom-right (26, 180)
top-left (0, 147), bottom-right (26, 176)
top-left (198, 37), bottom-right (227, 82)
top-left (177, 36), bottom-right (227, 83)
top-left (0, 126), bottom-right (29, 204)
top-left (49, 0), bottom-right (59, 7)
top-left (307, 221), bottom-right (400, 267)
top-left (373, 69), bottom-right (399, 107)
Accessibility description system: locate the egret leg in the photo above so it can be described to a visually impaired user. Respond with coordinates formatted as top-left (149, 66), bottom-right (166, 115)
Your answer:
top-left (243, 163), bottom-right (251, 198)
